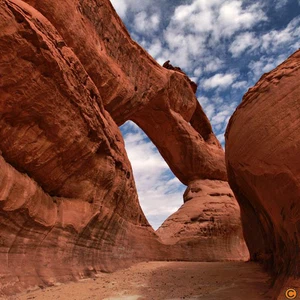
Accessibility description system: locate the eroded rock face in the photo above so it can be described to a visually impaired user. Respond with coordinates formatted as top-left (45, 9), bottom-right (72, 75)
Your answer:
top-left (0, 0), bottom-right (247, 295)
top-left (20, 0), bottom-right (227, 184)
top-left (0, 1), bottom-right (162, 294)
top-left (225, 50), bottom-right (300, 296)
top-left (157, 180), bottom-right (249, 261)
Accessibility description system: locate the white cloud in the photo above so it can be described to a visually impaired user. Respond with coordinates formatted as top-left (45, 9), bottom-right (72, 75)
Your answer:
top-left (134, 12), bottom-right (160, 33)
top-left (198, 97), bottom-right (237, 147)
top-left (212, 102), bottom-right (238, 139)
top-left (274, 0), bottom-right (289, 10)
top-left (112, 0), bottom-right (153, 14)
top-left (217, 133), bottom-right (225, 145)
top-left (204, 58), bottom-right (224, 73)
top-left (110, 0), bottom-right (128, 18)
top-left (248, 54), bottom-right (287, 80)
top-left (260, 16), bottom-right (300, 52)
top-left (193, 67), bottom-right (202, 77)
top-left (159, 0), bottom-right (267, 72)
top-left (147, 39), bottom-right (163, 59)
top-left (169, 0), bottom-right (266, 37)
top-left (198, 96), bottom-right (215, 120)
top-left (229, 32), bottom-right (259, 57)
top-left (203, 103), bottom-right (216, 120)
top-left (217, 2), bottom-right (266, 37)
top-left (232, 80), bottom-right (249, 90)
top-left (202, 73), bottom-right (237, 90)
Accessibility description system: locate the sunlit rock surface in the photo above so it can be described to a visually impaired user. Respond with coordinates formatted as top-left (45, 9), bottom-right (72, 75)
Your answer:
top-left (0, 0), bottom-right (247, 295)
top-left (226, 49), bottom-right (300, 297)
top-left (157, 180), bottom-right (249, 261)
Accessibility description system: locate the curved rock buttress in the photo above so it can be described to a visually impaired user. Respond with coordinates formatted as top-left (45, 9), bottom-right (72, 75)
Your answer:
top-left (225, 50), bottom-right (300, 297)
top-left (0, 1), bottom-right (163, 295)
top-left (156, 180), bottom-right (249, 261)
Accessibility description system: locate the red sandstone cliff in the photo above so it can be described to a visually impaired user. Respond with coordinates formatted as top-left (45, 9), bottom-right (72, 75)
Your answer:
top-left (225, 49), bottom-right (300, 297)
top-left (0, 0), bottom-right (247, 295)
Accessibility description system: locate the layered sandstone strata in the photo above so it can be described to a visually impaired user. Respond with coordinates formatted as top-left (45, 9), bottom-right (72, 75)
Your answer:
top-left (0, 1), bottom-right (162, 294)
top-left (0, 0), bottom-right (247, 295)
top-left (157, 180), bottom-right (249, 261)
top-left (225, 50), bottom-right (300, 297)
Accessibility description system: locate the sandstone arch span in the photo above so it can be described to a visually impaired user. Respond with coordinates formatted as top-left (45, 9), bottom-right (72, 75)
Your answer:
top-left (0, 0), bottom-right (247, 295)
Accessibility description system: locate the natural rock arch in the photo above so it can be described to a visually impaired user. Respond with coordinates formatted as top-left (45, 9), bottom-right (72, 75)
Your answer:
top-left (0, 0), bottom-right (247, 295)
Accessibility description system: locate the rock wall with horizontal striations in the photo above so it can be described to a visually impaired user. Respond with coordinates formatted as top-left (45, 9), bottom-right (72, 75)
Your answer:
top-left (225, 49), bottom-right (300, 297)
top-left (0, 0), bottom-right (247, 295)
top-left (157, 180), bottom-right (249, 261)
top-left (0, 1), bottom-right (163, 294)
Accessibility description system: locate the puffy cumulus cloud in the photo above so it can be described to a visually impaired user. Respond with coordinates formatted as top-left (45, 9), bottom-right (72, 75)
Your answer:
top-left (134, 12), bottom-right (160, 34)
top-left (121, 121), bottom-right (185, 230)
top-left (159, 0), bottom-right (266, 71)
top-left (147, 39), bottom-right (163, 60)
top-left (248, 54), bottom-right (287, 80)
top-left (229, 32), bottom-right (259, 57)
top-left (204, 58), bottom-right (224, 73)
top-left (260, 16), bottom-right (300, 53)
top-left (232, 80), bottom-right (249, 90)
top-left (230, 16), bottom-right (300, 77)
top-left (111, 0), bottom-right (153, 14)
top-left (172, 1), bottom-right (215, 33)
top-left (167, 0), bottom-right (266, 38)
top-left (202, 73), bottom-right (237, 90)
top-left (111, 0), bottom-right (161, 25)
top-left (193, 67), bottom-right (202, 77)
top-left (217, 2), bottom-right (266, 37)
top-left (159, 31), bottom-right (207, 69)
top-left (110, 0), bottom-right (128, 18)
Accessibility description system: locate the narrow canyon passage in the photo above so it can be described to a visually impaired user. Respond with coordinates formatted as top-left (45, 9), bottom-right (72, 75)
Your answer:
top-left (0, 1), bottom-right (299, 299)
top-left (14, 262), bottom-right (271, 300)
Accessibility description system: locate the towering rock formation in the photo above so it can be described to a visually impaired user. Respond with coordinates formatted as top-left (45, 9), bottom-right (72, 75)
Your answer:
top-left (0, 1), bottom-right (165, 294)
top-left (19, 0), bottom-right (247, 260)
top-left (225, 50), bottom-right (300, 297)
top-left (0, 0), bottom-right (247, 295)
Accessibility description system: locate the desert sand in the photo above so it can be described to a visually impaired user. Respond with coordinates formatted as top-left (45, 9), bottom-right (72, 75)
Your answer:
top-left (12, 261), bottom-right (271, 300)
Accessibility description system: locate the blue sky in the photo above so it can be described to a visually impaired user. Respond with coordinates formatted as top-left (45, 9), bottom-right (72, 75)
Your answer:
top-left (111, 0), bottom-right (300, 229)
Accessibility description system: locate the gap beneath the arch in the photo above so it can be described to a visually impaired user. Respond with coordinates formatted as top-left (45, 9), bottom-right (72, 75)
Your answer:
top-left (120, 121), bottom-right (186, 230)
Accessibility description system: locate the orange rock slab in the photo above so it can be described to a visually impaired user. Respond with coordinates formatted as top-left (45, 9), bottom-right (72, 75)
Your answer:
top-left (225, 50), bottom-right (300, 297)
top-left (157, 180), bottom-right (249, 261)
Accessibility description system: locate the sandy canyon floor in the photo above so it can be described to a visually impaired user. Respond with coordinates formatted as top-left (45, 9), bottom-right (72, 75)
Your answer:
top-left (7, 261), bottom-right (274, 300)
